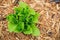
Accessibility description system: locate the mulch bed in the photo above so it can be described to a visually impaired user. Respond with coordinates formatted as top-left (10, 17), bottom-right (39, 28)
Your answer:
top-left (0, 0), bottom-right (60, 40)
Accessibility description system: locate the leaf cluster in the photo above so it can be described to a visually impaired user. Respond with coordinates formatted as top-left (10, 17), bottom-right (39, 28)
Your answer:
top-left (6, 2), bottom-right (40, 36)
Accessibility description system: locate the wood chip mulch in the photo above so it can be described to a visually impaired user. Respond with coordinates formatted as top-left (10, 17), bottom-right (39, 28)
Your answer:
top-left (0, 0), bottom-right (60, 40)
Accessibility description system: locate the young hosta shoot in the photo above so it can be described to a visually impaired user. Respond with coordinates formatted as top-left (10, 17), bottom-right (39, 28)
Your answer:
top-left (6, 2), bottom-right (40, 36)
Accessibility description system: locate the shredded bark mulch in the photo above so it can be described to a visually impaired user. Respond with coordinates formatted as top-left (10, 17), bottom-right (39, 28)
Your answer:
top-left (0, 0), bottom-right (60, 40)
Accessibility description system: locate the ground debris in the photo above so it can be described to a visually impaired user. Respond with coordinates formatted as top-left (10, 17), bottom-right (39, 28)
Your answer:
top-left (0, 0), bottom-right (60, 40)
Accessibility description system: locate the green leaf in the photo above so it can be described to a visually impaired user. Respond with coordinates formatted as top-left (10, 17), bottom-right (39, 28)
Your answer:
top-left (8, 22), bottom-right (17, 32)
top-left (33, 13), bottom-right (39, 23)
top-left (14, 22), bottom-right (24, 33)
top-left (6, 14), bottom-right (17, 24)
top-left (29, 8), bottom-right (36, 15)
top-left (19, 16), bottom-right (25, 22)
top-left (23, 25), bottom-right (32, 34)
top-left (19, 1), bottom-right (28, 8)
top-left (31, 24), bottom-right (40, 36)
